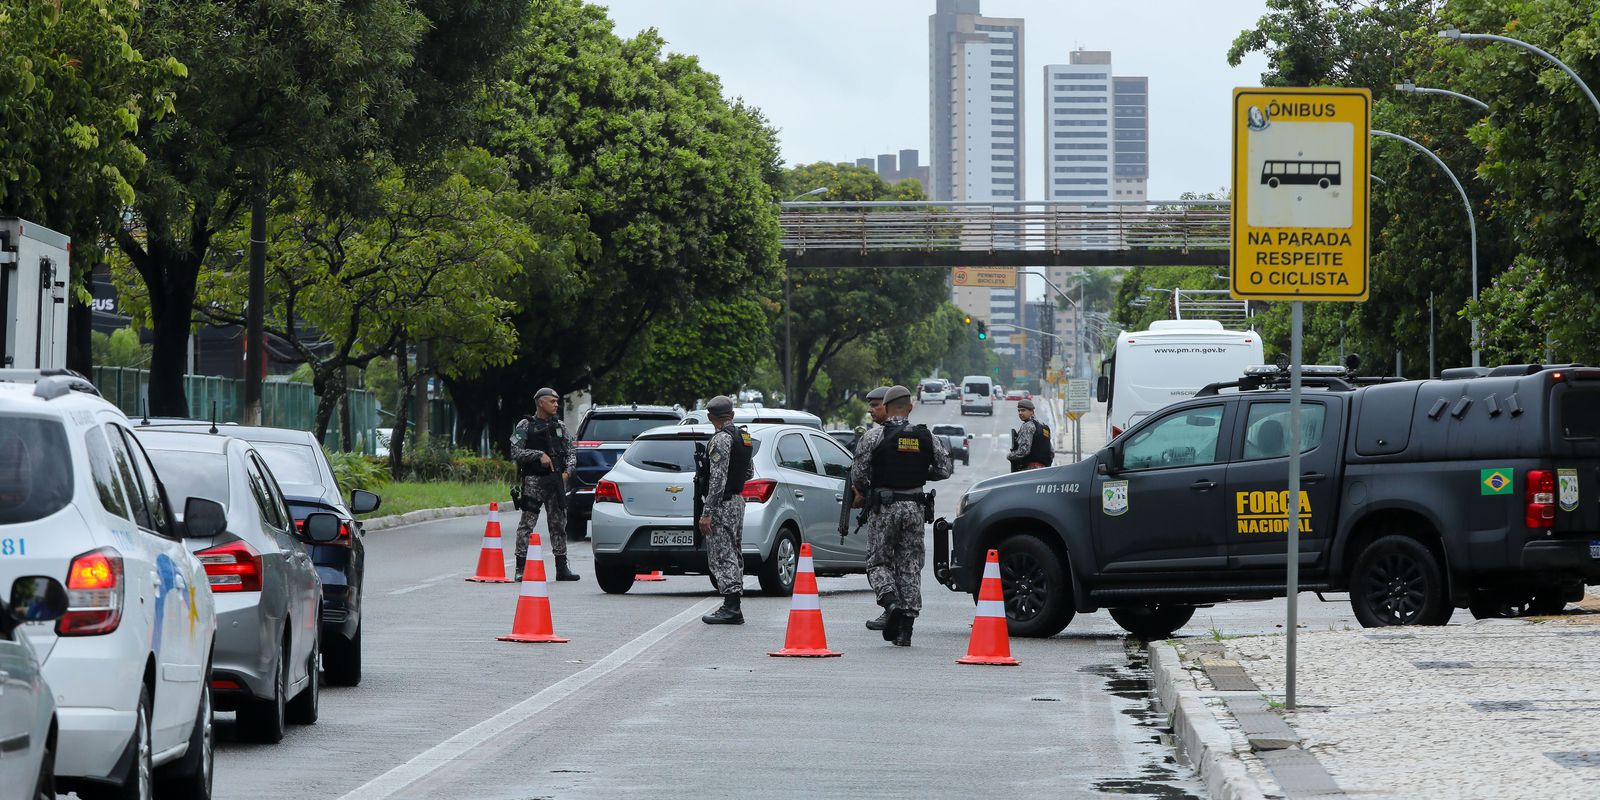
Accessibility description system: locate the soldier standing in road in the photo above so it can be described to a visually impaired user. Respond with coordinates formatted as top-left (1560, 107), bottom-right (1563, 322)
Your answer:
top-left (698, 396), bottom-right (754, 625)
top-left (510, 387), bottom-right (580, 582)
top-left (855, 385), bottom-right (890, 631)
top-left (850, 385), bottom-right (951, 646)
top-left (1008, 399), bottom-right (1052, 472)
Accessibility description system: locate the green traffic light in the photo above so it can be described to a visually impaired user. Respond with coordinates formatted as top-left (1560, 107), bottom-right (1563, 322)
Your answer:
top-left (977, 332), bottom-right (986, 340)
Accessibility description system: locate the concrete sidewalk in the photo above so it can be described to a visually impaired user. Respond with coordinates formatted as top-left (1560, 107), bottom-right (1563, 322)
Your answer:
top-left (1153, 594), bottom-right (1600, 800)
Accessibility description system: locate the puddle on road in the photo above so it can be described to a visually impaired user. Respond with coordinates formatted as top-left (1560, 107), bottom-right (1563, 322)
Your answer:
top-left (1078, 644), bottom-right (1202, 799)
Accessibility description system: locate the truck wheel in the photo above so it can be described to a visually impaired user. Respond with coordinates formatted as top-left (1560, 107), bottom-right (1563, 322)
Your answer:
top-left (594, 557), bottom-right (635, 594)
top-left (995, 533), bottom-right (1074, 638)
top-left (1109, 605), bottom-right (1196, 640)
top-left (1349, 535), bottom-right (1451, 627)
top-left (1529, 591), bottom-right (1568, 615)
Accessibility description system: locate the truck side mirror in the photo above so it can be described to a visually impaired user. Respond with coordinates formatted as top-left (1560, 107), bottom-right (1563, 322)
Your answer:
top-left (1095, 375), bottom-right (1109, 403)
top-left (1095, 447), bottom-right (1117, 475)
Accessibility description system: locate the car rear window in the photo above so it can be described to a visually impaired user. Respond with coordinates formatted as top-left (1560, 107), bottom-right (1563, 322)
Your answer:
top-left (145, 449), bottom-right (231, 509)
top-left (1559, 389), bottom-right (1600, 440)
top-left (251, 442), bottom-right (326, 487)
top-left (580, 415), bottom-right (681, 442)
top-left (965, 383), bottom-right (989, 395)
top-left (0, 417), bottom-right (74, 524)
top-left (624, 436), bottom-right (763, 473)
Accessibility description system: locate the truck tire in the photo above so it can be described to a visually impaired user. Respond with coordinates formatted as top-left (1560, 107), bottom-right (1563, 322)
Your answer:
top-left (1109, 605), bottom-right (1196, 640)
top-left (1349, 535), bottom-right (1452, 627)
top-left (995, 533), bottom-right (1075, 638)
top-left (595, 557), bottom-right (635, 594)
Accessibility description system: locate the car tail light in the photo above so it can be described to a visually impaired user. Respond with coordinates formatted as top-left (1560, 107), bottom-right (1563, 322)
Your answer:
top-left (577, 441), bottom-right (603, 448)
top-left (1525, 469), bottom-right (1557, 529)
top-left (595, 479), bottom-right (623, 504)
top-left (58, 548), bottom-right (124, 636)
top-left (740, 479), bottom-right (777, 503)
top-left (295, 517), bottom-right (354, 547)
top-left (196, 540), bottom-right (263, 592)
top-left (210, 678), bottom-right (242, 691)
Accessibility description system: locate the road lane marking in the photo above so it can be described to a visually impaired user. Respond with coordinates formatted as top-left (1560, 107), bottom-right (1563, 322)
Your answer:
top-left (336, 597), bottom-right (720, 799)
top-left (386, 572), bottom-right (460, 596)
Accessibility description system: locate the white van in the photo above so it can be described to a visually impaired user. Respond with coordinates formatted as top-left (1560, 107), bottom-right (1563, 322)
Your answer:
top-left (1097, 320), bottom-right (1263, 438)
top-left (960, 375), bottom-right (994, 416)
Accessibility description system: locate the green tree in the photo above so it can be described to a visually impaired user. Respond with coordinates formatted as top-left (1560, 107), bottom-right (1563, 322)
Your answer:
top-left (598, 297), bottom-right (774, 408)
top-left (113, 1), bottom-right (526, 416)
top-left (448, 0), bottom-right (783, 448)
top-left (90, 325), bottom-right (151, 369)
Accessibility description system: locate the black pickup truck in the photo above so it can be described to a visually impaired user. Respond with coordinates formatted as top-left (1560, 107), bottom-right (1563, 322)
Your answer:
top-left (939, 363), bottom-right (1600, 639)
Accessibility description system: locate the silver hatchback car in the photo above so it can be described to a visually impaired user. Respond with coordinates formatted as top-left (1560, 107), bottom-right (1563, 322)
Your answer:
top-left (590, 423), bottom-right (868, 595)
top-left (135, 429), bottom-right (334, 744)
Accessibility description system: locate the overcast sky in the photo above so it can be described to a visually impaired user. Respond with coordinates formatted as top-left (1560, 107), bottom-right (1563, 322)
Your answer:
top-left (599, 0), bottom-right (1272, 200)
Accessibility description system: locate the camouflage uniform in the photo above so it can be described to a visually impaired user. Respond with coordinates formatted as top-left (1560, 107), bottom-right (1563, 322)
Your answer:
top-left (510, 415), bottom-right (576, 560)
top-left (702, 421), bottom-right (747, 596)
top-left (851, 415), bottom-right (953, 617)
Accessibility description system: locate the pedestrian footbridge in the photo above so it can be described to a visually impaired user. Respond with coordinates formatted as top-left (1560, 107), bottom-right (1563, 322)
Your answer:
top-left (779, 200), bottom-right (1229, 268)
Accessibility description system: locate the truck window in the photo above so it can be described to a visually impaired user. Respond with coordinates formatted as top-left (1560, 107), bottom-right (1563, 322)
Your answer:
top-left (1241, 402), bottom-right (1325, 460)
top-left (1120, 406), bottom-right (1224, 470)
top-left (1559, 389), bottom-right (1600, 441)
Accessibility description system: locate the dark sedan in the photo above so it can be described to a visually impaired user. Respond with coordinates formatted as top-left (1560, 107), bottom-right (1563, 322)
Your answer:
top-left (568, 405), bottom-right (685, 539)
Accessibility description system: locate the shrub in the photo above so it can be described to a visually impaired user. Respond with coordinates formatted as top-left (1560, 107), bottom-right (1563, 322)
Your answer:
top-left (326, 450), bottom-right (391, 494)
top-left (401, 438), bottom-right (515, 484)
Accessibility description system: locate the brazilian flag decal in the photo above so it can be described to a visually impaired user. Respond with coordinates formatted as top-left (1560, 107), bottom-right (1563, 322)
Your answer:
top-left (1480, 468), bottom-right (1514, 496)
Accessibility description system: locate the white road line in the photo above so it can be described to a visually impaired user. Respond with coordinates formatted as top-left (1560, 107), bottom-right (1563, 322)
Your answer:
top-left (386, 572), bottom-right (462, 596)
top-left (336, 597), bottom-right (719, 800)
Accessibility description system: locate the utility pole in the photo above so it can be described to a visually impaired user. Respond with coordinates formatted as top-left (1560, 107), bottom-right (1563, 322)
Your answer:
top-left (242, 190), bottom-right (267, 425)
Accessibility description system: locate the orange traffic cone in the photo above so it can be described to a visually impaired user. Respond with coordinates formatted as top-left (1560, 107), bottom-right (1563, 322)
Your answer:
top-left (497, 532), bottom-right (569, 644)
top-left (636, 570), bottom-right (666, 582)
top-left (466, 502), bottom-right (514, 583)
top-left (769, 543), bottom-right (841, 658)
top-left (957, 549), bottom-right (1019, 666)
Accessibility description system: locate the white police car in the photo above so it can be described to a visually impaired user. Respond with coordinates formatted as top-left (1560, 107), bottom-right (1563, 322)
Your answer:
top-left (0, 372), bottom-right (217, 799)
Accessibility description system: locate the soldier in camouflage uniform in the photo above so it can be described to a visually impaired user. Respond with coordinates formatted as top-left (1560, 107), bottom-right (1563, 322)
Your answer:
top-left (510, 387), bottom-right (580, 582)
top-left (1007, 398), bottom-right (1050, 472)
top-left (698, 396), bottom-right (752, 624)
top-left (850, 385), bottom-right (952, 646)
top-left (864, 385), bottom-right (890, 427)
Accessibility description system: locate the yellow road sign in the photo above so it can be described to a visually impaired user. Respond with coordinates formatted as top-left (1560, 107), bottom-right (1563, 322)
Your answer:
top-left (951, 267), bottom-right (1017, 288)
top-left (1231, 87), bottom-right (1371, 302)
top-left (1065, 411), bottom-right (1083, 421)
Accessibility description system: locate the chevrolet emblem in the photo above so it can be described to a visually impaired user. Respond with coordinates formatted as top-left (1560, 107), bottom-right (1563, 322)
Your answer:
top-left (665, 486), bottom-right (685, 494)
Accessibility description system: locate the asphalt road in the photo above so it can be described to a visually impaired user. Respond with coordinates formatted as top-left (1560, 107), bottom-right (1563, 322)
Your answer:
top-left (206, 398), bottom-right (1357, 799)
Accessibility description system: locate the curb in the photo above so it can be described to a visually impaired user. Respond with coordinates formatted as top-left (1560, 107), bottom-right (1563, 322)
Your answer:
top-left (361, 504), bottom-right (492, 531)
top-left (1148, 643), bottom-right (1269, 800)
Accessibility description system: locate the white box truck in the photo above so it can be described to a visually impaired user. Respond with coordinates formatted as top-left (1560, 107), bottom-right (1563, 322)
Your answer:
top-left (0, 218), bottom-right (71, 370)
top-left (1096, 319), bottom-right (1263, 438)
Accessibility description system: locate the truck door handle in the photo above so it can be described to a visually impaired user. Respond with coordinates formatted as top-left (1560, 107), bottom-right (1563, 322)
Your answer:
top-left (1302, 472), bottom-right (1327, 484)
top-left (1190, 479), bottom-right (1216, 491)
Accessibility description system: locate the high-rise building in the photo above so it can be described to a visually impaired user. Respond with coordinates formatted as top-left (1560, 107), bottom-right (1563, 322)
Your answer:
top-left (1113, 76), bottom-right (1149, 201)
top-left (847, 149), bottom-right (930, 187)
top-left (929, 0), bottom-right (1025, 356)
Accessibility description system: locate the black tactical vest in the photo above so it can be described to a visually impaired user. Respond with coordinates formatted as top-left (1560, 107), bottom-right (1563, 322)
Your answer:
top-left (718, 426), bottom-right (755, 499)
top-left (1027, 423), bottom-right (1053, 465)
top-left (870, 423), bottom-right (935, 490)
top-left (521, 416), bottom-right (565, 476)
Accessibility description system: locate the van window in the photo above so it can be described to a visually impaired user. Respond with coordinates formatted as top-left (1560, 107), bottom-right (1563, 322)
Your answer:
top-left (0, 417), bottom-right (73, 524)
top-left (965, 382), bottom-right (989, 395)
top-left (1559, 389), bottom-right (1600, 440)
top-left (85, 428), bottom-right (133, 521)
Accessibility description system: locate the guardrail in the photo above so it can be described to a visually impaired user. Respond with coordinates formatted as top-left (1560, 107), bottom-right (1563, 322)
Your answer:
top-left (779, 200), bottom-right (1231, 267)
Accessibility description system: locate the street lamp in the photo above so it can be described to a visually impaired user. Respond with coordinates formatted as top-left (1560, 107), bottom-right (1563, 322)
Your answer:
top-left (1018, 270), bottom-right (1085, 380)
top-left (782, 187), bottom-right (828, 407)
top-left (1371, 129), bottom-right (1481, 367)
top-left (1394, 81), bottom-right (1490, 111)
top-left (1439, 27), bottom-right (1600, 120)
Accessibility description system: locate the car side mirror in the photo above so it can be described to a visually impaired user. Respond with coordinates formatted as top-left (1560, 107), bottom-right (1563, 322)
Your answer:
top-left (9, 576), bottom-right (68, 623)
top-left (183, 497), bottom-right (228, 539)
top-left (349, 489), bottom-right (381, 515)
top-left (303, 512), bottom-right (343, 543)
top-left (1095, 376), bottom-right (1109, 402)
top-left (1096, 448), bottom-right (1117, 475)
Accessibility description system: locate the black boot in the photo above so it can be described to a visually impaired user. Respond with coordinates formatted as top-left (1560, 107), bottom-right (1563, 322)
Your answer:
top-left (881, 607), bottom-right (903, 642)
top-left (555, 555), bottom-right (580, 582)
top-left (865, 609), bottom-right (893, 631)
top-left (514, 555), bottom-right (526, 582)
top-left (893, 615), bottom-right (915, 647)
top-left (701, 594), bottom-right (744, 625)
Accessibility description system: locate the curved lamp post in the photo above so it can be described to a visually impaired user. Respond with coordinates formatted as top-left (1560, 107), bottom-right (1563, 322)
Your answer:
top-left (1439, 27), bottom-right (1600, 120)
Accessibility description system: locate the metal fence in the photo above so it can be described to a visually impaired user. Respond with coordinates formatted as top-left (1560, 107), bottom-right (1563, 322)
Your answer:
top-left (92, 367), bottom-right (382, 454)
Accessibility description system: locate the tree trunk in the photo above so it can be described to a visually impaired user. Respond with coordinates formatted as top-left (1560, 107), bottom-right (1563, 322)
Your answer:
top-left (340, 366), bottom-right (355, 452)
top-left (67, 294), bottom-right (93, 376)
top-left (146, 285), bottom-right (194, 417)
top-left (312, 365), bottom-right (346, 445)
top-left (389, 342), bottom-right (410, 480)
top-left (414, 340), bottom-right (430, 444)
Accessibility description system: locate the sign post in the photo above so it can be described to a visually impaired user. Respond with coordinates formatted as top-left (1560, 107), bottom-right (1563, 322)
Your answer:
top-left (1231, 86), bottom-right (1370, 710)
top-left (1066, 379), bottom-right (1091, 461)
top-left (951, 267), bottom-right (1018, 288)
